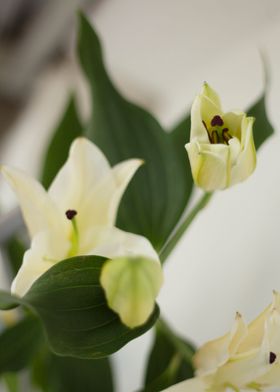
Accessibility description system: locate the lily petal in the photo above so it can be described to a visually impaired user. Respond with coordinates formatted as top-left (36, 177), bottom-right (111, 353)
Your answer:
top-left (186, 141), bottom-right (230, 191)
top-left (0, 166), bottom-right (65, 238)
top-left (78, 158), bottom-right (143, 231)
top-left (195, 312), bottom-right (247, 376)
top-left (230, 117), bottom-right (256, 186)
top-left (84, 226), bottom-right (159, 262)
top-left (48, 137), bottom-right (111, 212)
top-left (162, 377), bottom-right (208, 392)
top-left (12, 230), bottom-right (70, 296)
top-left (202, 83), bottom-right (221, 109)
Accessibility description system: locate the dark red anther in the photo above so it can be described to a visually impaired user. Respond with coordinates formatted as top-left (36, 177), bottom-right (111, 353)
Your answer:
top-left (65, 209), bottom-right (77, 220)
top-left (211, 115), bottom-right (224, 127)
top-left (269, 352), bottom-right (277, 364)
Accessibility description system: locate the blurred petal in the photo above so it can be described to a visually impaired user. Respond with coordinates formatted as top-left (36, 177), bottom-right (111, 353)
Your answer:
top-left (195, 312), bottom-right (247, 376)
top-left (11, 231), bottom-right (70, 297)
top-left (0, 165), bottom-right (64, 238)
top-left (100, 256), bottom-right (163, 328)
top-left (163, 377), bottom-right (208, 392)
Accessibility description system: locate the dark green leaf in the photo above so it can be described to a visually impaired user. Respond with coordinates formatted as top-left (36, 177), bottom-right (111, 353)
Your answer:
top-left (23, 256), bottom-right (159, 359)
top-left (3, 237), bottom-right (26, 278)
top-left (32, 345), bottom-right (114, 392)
top-left (0, 316), bottom-right (43, 374)
top-left (247, 94), bottom-right (274, 150)
top-left (77, 13), bottom-right (193, 251)
top-left (41, 97), bottom-right (84, 189)
top-left (0, 291), bottom-right (22, 310)
top-left (144, 320), bottom-right (195, 391)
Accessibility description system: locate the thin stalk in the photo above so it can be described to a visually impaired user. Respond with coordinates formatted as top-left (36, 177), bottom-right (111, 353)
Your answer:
top-left (160, 192), bottom-right (213, 263)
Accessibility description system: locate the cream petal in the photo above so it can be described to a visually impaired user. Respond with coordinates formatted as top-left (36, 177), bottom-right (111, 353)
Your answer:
top-left (195, 313), bottom-right (247, 376)
top-left (186, 141), bottom-right (230, 191)
top-left (223, 111), bottom-right (244, 141)
top-left (213, 348), bottom-right (270, 388)
top-left (162, 377), bottom-right (208, 392)
top-left (0, 165), bottom-right (65, 238)
top-left (78, 159), bottom-right (143, 231)
top-left (11, 231), bottom-right (70, 297)
top-left (201, 83), bottom-right (222, 109)
top-left (48, 137), bottom-right (111, 212)
top-left (255, 363), bottom-right (280, 386)
top-left (100, 256), bottom-right (163, 327)
top-left (190, 96), bottom-right (211, 142)
top-left (230, 117), bottom-right (256, 186)
top-left (84, 226), bottom-right (159, 262)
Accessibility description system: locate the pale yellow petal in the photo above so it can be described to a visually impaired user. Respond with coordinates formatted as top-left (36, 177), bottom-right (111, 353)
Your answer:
top-left (48, 137), bottom-right (111, 212)
top-left (11, 231), bottom-right (70, 297)
top-left (84, 226), bottom-right (159, 262)
top-left (100, 256), bottom-right (163, 328)
top-left (195, 313), bottom-right (247, 376)
top-left (190, 96), bottom-right (210, 142)
top-left (78, 159), bottom-right (143, 231)
top-left (230, 117), bottom-right (256, 186)
top-left (186, 141), bottom-right (230, 191)
top-left (213, 348), bottom-right (270, 388)
top-left (0, 165), bottom-right (64, 238)
top-left (223, 111), bottom-right (244, 141)
top-left (162, 377), bottom-right (208, 392)
top-left (201, 83), bottom-right (221, 109)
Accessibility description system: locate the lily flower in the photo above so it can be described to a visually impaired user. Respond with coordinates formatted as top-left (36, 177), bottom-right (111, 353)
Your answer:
top-left (1, 138), bottom-right (162, 327)
top-left (186, 83), bottom-right (256, 191)
top-left (164, 291), bottom-right (280, 392)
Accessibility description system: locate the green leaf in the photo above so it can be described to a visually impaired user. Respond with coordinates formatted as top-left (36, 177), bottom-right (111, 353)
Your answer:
top-left (0, 291), bottom-right (22, 310)
top-left (22, 256), bottom-right (159, 359)
top-left (41, 96), bottom-right (84, 189)
top-left (3, 237), bottom-right (26, 278)
top-left (32, 346), bottom-right (114, 392)
top-left (144, 320), bottom-right (195, 391)
top-left (247, 94), bottom-right (274, 150)
top-left (0, 316), bottom-right (43, 375)
top-left (77, 13), bottom-right (193, 251)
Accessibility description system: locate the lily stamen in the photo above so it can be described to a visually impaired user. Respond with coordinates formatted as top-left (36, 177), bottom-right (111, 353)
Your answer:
top-left (66, 209), bottom-right (79, 256)
top-left (222, 128), bottom-right (233, 144)
top-left (211, 130), bottom-right (219, 144)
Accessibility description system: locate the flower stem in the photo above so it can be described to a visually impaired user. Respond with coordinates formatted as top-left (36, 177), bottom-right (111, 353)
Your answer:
top-left (159, 192), bottom-right (213, 263)
top-left (157, 318), bottom-right (195, 364)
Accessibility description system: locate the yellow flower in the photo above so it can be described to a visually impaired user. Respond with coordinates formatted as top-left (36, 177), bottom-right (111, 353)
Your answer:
top-left (164, 292), bottom-right (280, 392)
top-left (186, 83), bottom-right (256, 191)
top-left (1, 138), bottom-right (163, 327)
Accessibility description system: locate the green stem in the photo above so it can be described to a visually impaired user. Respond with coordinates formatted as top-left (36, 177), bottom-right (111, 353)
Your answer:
top-left (159, 192), bottom-right (213, 263)
top-left (157, 318), bottom-right (194, 364)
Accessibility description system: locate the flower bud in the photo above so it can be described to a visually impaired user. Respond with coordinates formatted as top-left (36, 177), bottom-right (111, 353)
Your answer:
top-left (186, 83), bottom-right (256, 191)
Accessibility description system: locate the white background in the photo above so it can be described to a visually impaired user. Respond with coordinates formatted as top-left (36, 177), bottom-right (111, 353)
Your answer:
top-left (1, 0), bottom-right (280, 391)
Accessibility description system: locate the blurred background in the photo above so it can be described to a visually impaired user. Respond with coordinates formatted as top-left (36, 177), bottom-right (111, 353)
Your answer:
top-left (1, 0), bottom-right (280, 391)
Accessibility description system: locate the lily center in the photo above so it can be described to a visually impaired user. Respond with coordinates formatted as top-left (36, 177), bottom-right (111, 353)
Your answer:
top-left (203, 115), bottom-right (233, 145)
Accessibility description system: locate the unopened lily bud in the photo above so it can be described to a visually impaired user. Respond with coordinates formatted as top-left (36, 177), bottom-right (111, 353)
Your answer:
top-left (186, 83), bottom-right (256, 191)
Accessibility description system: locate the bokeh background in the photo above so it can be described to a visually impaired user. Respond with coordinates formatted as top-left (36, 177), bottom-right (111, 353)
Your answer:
top-left (1, 0), bottom-right (280, 391)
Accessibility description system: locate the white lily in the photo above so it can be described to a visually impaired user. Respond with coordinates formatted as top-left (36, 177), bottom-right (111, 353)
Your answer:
top-left (164, 292), bottom-right (280, 392)
top-left (186, 83), bottom-right (256, 191)
top-left (1, 137), bottom-right (163, 327)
